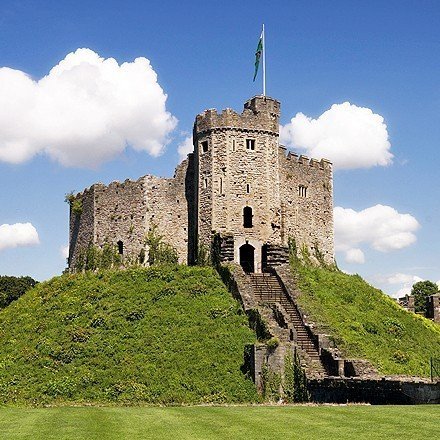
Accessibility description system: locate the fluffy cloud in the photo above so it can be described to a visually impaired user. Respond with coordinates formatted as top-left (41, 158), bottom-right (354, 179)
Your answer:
top-left (280, 102), bottom-right (392, 169)
top-left (0, 223), bottom-right (40, 251)
top-left (345, 248), bottom-right (365, 264)
top-left (384, 273), bottom-right (424, 298)
top-left (334, 204), bottom-right (420, 263)
top-left (177, 135), bottom-right (193, 161)
top-left (0, 48), bottom-right (177, 167)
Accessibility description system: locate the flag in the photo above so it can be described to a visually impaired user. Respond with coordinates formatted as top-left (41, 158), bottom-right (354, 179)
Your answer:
top-left (253, 31), bottom-right (263, 82)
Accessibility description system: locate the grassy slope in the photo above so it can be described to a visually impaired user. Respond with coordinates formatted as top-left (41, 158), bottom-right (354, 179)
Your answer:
top-left (0, 265), bottom-right (257, 405)
top-left (0, 406), bottom-right (438, 440)
top-left (294, 263), bottom-right (440, 376)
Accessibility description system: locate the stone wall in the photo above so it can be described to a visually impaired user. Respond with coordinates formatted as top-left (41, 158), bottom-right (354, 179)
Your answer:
top-left (68, 158), bottom-right (194, 270)
top-left (68, 95), bottom-right (334, 271)
top-left (68, 187), bottom-right (95, 269)
top-left (94, 178), bottom-right (146, 263)
top-left (144, 158), bottom-right (192, 264)
top-left (194, 95), bottom-right (334, 271)
top-left (279, 151), bottom-right (334, 264)
top-left (426, 294), bottom-right (440, 323)
top-left (194, 97), bottom-right (281, 270)
top-left (308, 377), bottom-right (440, 404)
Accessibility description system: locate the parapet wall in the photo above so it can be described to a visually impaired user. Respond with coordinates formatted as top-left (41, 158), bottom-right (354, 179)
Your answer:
top-left (278, 147), bottom-right (334, 263)
top-left (195, 96), bottom-right (280, 135)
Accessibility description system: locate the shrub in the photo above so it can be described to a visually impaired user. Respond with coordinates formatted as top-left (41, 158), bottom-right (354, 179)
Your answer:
top-left (261, 362), bottom-right (281, 402)
top-left (266, 337), bottom-right (280, 350)
top-left (145, 225), bottom-right (179, 265)
top-left (0, 276), bottom-right (37, 309)
top-left (393, 350), bottom-right (410, 364)
top-left (65, 192), bottom-right (82, 215)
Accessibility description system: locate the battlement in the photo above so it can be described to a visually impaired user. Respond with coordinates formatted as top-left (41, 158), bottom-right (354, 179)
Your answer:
top-left (195, 96), bottom-right (280, 135)
top-left (68, 94), bottom-right (334, 273)
top-left (281, 147), bottom-right (333, 172)
top-left (73, 176), bottom-right (147, 199)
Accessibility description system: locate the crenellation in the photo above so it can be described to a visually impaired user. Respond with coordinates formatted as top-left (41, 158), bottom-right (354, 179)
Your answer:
top-left (68, 95), bottom-right (334, 272)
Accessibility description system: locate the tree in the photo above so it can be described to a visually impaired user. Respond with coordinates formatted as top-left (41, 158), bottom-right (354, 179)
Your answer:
top-left (411, 280), bottom-right (438, 315)
top-left (0, 276), bottom-right (38, 309)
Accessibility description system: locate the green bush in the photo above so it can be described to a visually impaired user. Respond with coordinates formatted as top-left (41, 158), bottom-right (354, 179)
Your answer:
top-left (0, 275), bottom-right (37, 309)
top-left (266, 337), bottom-right (280, 350)
top-left (145, 225), bottom-right (179, 265)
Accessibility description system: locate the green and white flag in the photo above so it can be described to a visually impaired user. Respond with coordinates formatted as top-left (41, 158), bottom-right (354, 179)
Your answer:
top-left (253, 30), bottom-right (263, 82)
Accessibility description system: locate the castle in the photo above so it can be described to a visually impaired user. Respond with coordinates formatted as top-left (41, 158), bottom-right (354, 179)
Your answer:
top-left (68, 96), bottom-right (334, 272)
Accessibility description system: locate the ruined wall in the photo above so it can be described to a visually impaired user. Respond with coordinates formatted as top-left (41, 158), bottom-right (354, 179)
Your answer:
top-left (93, 178), bottom-right (146, 262)
top-left (426, 294), bottom-right (440, 323)
top-left (68, 187), bottom-right (95, 269)
top-left (279, 151), bottom-right (334, 264)
top-left (143, 158), bottom-right (192, 264)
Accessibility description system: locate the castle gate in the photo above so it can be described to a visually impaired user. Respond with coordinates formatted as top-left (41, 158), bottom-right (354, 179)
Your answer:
top-left (239, 243), bottom-right (255, 273)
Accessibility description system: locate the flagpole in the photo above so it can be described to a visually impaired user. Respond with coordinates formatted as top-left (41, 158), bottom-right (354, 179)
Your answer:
top-left (262, 24), bottom-right (266, 96)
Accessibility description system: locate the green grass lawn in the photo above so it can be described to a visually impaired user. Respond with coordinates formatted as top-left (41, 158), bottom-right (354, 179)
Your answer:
top-left (0, 405), bottom-right (438, 440)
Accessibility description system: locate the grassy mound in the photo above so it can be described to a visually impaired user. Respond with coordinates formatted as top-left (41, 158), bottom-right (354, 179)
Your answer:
top-left (293, 263), bottom-right (440, 377)
top-left (0, 266), bottom-right (258, 405)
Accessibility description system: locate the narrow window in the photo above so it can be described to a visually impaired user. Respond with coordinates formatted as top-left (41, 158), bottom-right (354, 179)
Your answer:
top-left (243, 206), bottom-right (253, 228)
top-left (201, 140), bottom-right (208, 153)
top-left (117, 240), bottom-right (124, 255)
top-left (298, 185), bottom-right (307, 197)
top-left (232, 139), bottom-right (236, 152)
top-left (246, 139), bottom-right (255, 150)
top-left (246, 183), bottom-right (250, 194)
top-left (203, 178), bottom-right (208, 189)
top-left (219, 177), bottom-right (223, 194)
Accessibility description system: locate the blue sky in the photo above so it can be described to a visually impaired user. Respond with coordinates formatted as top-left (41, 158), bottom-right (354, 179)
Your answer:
top-left (0, 0), bottom-right (439, 297)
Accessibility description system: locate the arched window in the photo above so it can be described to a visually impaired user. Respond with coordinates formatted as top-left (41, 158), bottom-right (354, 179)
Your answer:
top-left (243, 206), bottom-right (253, 228)
top-left (117, 240), bottom-right (124, 255)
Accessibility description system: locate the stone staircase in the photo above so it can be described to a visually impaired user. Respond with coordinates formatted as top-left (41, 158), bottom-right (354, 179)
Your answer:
top-left (250, 272), bottom-right (327, 376)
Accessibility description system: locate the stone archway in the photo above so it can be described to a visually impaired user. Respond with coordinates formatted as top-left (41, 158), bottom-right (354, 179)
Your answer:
top-left (239, 243), bottom-right (255, 273)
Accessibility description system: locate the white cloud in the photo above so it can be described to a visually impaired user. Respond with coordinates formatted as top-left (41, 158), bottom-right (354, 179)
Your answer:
top-left (384, 273), bottom-right (424, 298)
top-left (345, 248), bottom-right (365, 264)
top-left (0, 48), bottom-right (177, 167)
top-left (177, 135), bottom-right (193, 161)
top-left (280, 102), bottom-right (393, 169)
top-left (0, 223), bottom-right (40, 251)
top-left (60, 245), bottom-right (69, 259)
top-left (334, 204), bottom-right (420, 263)
top-left (386, 273), bottom-right (423, 285)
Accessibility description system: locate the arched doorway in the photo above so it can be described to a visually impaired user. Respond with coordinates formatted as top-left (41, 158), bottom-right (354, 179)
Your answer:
top-left (239, 243), bottom-right (255, 273)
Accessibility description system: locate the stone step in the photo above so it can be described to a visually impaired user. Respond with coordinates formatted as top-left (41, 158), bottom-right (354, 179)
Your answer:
top-left (250, 273), bottom-right (328, 376)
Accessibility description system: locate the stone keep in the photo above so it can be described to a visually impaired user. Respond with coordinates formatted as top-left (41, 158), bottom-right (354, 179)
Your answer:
top-left (68, 96), bottom-right (334, 272)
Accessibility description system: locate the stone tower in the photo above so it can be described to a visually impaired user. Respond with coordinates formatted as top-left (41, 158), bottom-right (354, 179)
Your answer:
top-left (68, 96), bottom-right (334, 273)
top-left (193, 96), bottom-right (334, 272)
